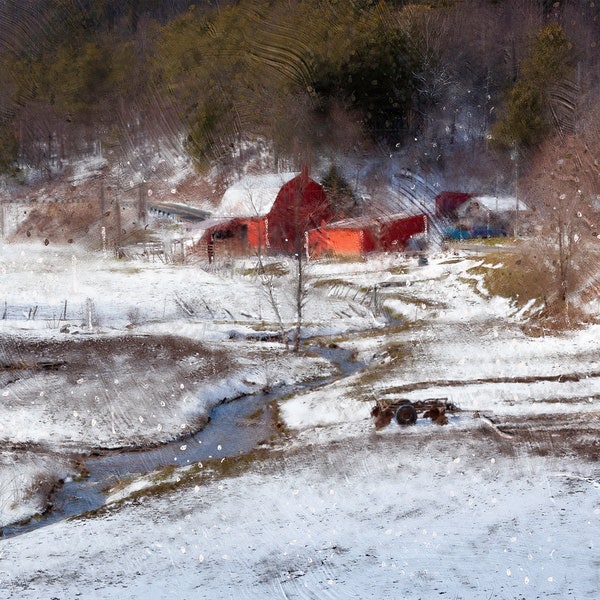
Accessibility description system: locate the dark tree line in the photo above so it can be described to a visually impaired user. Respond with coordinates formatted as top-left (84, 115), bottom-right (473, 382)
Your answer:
top-left (0, 0), bottom-right (598, 178)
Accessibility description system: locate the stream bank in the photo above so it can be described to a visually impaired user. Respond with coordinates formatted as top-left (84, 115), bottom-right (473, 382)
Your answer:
top-left (2, 344), bottom-right (363, 538)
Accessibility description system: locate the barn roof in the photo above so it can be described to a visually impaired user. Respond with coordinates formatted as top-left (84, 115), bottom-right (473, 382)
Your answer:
top-left (316, 212), bottom-right (415, 231)
top-left (215, 172), bottom-right (298, 218)
top-left (458, 195), bottom-right (529, 215)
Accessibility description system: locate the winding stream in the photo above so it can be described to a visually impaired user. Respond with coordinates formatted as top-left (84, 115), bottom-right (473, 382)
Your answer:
top-left (2, 345), bottom-right (363, 538)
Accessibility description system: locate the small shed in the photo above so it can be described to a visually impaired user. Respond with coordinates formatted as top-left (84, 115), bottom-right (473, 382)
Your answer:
top-left (308, 213), bottom-right (428, 258)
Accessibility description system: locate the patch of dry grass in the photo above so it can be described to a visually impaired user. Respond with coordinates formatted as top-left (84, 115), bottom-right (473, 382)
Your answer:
top-left (468, 251), bottom-right (550, 306)
top-left (243, 262), bottom-right (289, 277)
top-left (310, 277), bottom-right (353, 289)
top-left (468, 248), bottom-right (596, 332)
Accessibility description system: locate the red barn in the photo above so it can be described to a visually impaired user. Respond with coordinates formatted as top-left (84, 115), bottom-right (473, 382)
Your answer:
top-left (201, 167), bottom-right (332, 257)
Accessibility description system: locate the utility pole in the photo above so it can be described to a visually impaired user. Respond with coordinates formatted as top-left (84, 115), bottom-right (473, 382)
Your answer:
top-left (138, 182), bottom-right (147, 225)
top-left (511, 143), bottom-right (519, 237)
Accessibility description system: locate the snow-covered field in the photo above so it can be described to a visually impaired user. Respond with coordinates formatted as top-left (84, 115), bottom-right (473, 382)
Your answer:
top-left (0, 239), bottom-right (599, 599)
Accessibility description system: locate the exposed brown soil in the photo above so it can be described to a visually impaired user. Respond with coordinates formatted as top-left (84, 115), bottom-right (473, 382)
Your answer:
top-left (491, 413), bottom-right (600, 462)
top-left (10, 201), bottom-right (149, 248)
top-left (7, 169), bottom-right (224, 248)
top-left (0, 334), bottom-right (229, 386)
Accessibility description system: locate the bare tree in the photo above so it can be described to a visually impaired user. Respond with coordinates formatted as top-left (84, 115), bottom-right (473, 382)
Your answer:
top-left (236, 185), bottom-right (291, 349)
top-left (242, 170), bottom-right (314, 353)
top-left (291, 232), bottom-right (308, 354)
top-left (524, 133), bottom-right (599, 312)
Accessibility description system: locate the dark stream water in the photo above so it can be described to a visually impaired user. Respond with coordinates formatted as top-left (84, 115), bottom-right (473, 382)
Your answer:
top-left (2, 346), bottom-right (363, 538)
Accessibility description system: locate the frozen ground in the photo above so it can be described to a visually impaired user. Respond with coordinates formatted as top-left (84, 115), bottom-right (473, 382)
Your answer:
top-left (0, 239), bottom-right (599, 599)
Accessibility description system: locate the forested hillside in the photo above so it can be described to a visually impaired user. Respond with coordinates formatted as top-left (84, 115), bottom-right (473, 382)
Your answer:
top-left (0, 0), bottom-right (598, 192)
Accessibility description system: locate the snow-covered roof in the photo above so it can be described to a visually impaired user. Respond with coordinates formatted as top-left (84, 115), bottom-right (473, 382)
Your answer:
top-left (317, 212), bottom-right (414, 230)
top-left (314, 216), bottom-right (374, 230)
top-left (215, 172), bottom-right (298, 218)
top-left (458, 195), bottom-right (529, 215)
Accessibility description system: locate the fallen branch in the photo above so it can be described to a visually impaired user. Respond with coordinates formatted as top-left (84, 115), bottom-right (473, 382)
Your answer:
top-left (477, 415), bottom-right (514, 439)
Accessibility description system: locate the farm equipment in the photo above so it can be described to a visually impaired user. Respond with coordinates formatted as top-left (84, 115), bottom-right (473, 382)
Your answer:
top-left (371, 398), bottom-right (459, 429)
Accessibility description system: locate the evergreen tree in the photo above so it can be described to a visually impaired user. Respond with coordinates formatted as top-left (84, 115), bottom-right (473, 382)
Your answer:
top-left (493, 22), bottom-right (575, 149)
top-left (321, 164), bottom-right (359, 219)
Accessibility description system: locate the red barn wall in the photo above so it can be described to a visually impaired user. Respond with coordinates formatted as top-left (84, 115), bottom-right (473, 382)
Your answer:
top-left (266, 174), bottom-right (333, 253)
top-left (380, 214), bottom-right (427, 251)
top-left (435, 192), bottom-right (473, 218)
top-left (246, 218), bottom-right (267, 249)
top-left (308, 227), bottom-right (377, 258)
